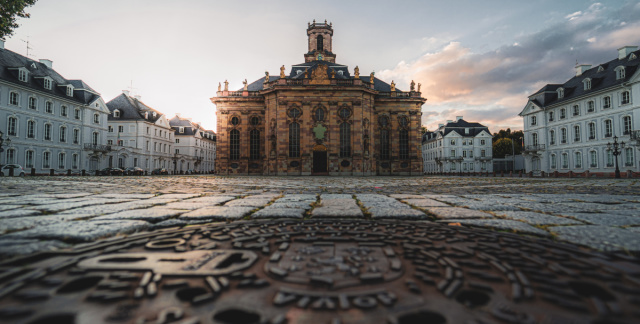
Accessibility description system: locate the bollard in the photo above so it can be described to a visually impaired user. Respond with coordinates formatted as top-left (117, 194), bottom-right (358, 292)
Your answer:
top-left (541, 171), bottom-right (545, 177)
top-left (501, 171), bottom-right (504, 177)
top-left (528, 171), bottom-right (533, 177)
top-left (31, 168), bottom-right (35, 176)
top-left (49, 169), bottom-right (54, 176)
top-left (627, 170), bottom-right (632, 178)
top-left (519, 171), bottom-right (523, 178)
top-left (82, 169), bottom-right (86, 176)
top-left (569, 171), bottom-right (574, 178)
top-left (95, 170), bottom-right (100, 176)
top-left (509, 171), bottom-right (513, 177)
top-left (553, 171), bottom-right (558, 178)
top-left (67, 169), bottom-right (71, 176)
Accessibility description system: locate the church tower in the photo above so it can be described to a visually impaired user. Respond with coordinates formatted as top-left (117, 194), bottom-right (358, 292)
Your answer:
top-left (304, 19), bottom-right (336, 63)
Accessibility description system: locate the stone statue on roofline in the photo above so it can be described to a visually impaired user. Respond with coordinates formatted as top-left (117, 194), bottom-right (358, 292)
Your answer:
top-left (223, 80), bottom-right (228, 91)
top-left (264, 71), bottom-right (269, 83)
top-left (410, 80), bottom-right (415, 91)
top-left (280, 65), bottom-right (286, 78)
top-left (243, 79), bottom-right (248, 91)
top-left (218, 82), bottom-right (221, 91)
top-left (370, 72), bottom-right (375, 84)
top-left (418, 83), bottom-right (421, 92)
top-left (390, 80), bottom-right (396, 92)
top-left (354, 66), bottom-right (359, 78)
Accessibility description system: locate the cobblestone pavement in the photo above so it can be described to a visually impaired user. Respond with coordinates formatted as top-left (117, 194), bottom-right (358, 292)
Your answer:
top-left (0, 175), bottom-right (639, 258)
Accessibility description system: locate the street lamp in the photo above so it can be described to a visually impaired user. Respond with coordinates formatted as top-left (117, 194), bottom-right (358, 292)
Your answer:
top-left (0, 131), bottom-right (11, 166)
top-left (607, 135), bottom-right (625, 179)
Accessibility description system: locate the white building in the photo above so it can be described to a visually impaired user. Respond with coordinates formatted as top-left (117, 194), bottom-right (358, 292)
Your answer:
top-left (169, 115), bottom-right (216, 173)
top-left (422, 117), bottom-right (493, 174)
top-left (0, 40), bottom-right (110, 174)
top-left (105, 92), bottom-right (174, 172)
top-left (519, 46), bottom-right (639, 174)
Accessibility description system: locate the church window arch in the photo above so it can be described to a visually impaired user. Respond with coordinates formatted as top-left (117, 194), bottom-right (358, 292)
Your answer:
top-left (250, 116), bottom-right (260, 126)
top-left (340, 122), bottom-right (351, 157)
top-left (230, 116), bottom-right (240, 126)
top-left (288, 107), bottom-right (302, 119)
top-left (399, 129), bottom-right (409, 160)
top-left (317, 35), bottom-right (323, 51)
top-left (250, 129), bottom-right (260, 160)
top-left (289, 122), bottom-right (300, 158)
top-left (230, 129), bottom-right (240, 160)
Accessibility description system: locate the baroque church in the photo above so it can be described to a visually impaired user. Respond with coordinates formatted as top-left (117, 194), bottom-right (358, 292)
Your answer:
top-left (211, 21), bottom-right (426, 175)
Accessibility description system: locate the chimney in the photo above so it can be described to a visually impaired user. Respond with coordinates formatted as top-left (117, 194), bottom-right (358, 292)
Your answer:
top-left (575, 64), bottom-right (591, 76)
top-left (618, 46), bottom-right (638, 60)
top-left (0, 39), bottom-right (4, 50)
top-left (122, 90), bottom-right (130, 96)
top-left (39, 59), bottom-right (53, 68)
top-left (446, 120), bottom-right (453, 124)
top-left (456, 116), bottom-right (463, 121)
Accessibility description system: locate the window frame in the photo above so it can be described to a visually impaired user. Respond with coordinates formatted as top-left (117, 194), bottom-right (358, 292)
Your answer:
top-left (230, 129), bottom-right (240, 160)
top-left (9, 92), bottom-right (19, 106)
top-left (621, 91), bottom-right (630, 105)
top-left (339, 122), bottom-right (351, 158)
top-left (573, 125), bottom-right (580, 142)
top-left (45, 101), bottom-right (53, 114)
top-left (44, 123), bottom-right (52, 141)
top-left (249, 129), bottom-right (260, 160)
top-left (7, 117), bottom-right (18, 136)
top-left (623, 116), bottom-right (632, 135)
top-left (604, 120), bottom-right (613, 138)
top-left (59, 126), bottom-right (67, 143)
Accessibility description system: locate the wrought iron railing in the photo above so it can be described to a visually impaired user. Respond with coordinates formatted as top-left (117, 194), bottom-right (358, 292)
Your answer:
top-left (524, 144), bottom-right (546, 152)
top-left (84, 143), bottom-right (111, 152)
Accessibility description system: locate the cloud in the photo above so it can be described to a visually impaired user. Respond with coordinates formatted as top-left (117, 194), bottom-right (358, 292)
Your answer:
top-left (379, 1), bottom-right (640, 132)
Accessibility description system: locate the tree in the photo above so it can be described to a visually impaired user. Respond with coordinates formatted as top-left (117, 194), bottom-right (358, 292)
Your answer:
top-left (421, 126), bottom-right (428, 134)
top-left (492, 128), bottom-right (523, 156)
top-left (0, 0), bottom-right (38, 39)
top-left (493, 138), bottom-right (514, 158)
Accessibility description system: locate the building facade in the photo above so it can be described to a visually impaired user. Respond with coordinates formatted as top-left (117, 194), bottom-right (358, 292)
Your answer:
top-left (0, 40), bottom-right (110, 174)
top-left (169, 115), bottom-right (216, 173)
top-left (520, 46), bottom-right (639, 174)
top-left (105, 92), bottom-right (174, 172)
top-left (211, 21), bottom-right (426, 175)
top-left (422, 117), bottom-right (493, 174)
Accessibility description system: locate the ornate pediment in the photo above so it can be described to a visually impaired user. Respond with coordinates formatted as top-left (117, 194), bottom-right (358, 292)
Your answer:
top-left (309, 64), bottom-right (330, 85)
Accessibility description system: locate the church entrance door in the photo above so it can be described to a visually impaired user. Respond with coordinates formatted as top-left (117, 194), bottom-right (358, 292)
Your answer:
top-left (312, 145), bottom-right (328, 175)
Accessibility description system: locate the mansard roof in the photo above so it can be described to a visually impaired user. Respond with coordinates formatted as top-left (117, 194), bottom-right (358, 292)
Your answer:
top-left (169, 116), bottom-right (198, 136)
top-left (527, 48), bottom-right (640, 108)
top-left (424, 119), bottom-right (491, 141)
top-left (0, 47), bottom-right (100, 105)
top-left (106, 93), bottom-right (164, 122)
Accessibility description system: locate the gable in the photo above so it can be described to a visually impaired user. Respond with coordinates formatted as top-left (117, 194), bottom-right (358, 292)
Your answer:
top-left (519, 101), bottom-right (541, 116)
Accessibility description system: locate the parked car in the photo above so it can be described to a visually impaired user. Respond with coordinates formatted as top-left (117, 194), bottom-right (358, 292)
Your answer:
top-left (0, 164), bottom-right (25, 177)
top-left (151, 168), bottom-right (168, 175)
top-left (185, 169), bottom-right (196, 174)
top-left (99, 167), bottom-right (124, 176)
top-left (125, 167), bottom-right (144, 176)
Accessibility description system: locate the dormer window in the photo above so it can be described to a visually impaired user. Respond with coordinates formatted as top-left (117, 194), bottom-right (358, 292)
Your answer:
top-left (337, 70), bottom-right (344, 76)
top-left (179, 127), bottom-right (184, 133)
top-left (557, 88), bottom-right (564, 99)
top-left (296, 70), bottom-right (302, 75)
top-left (113, 110), bottom-right (120, 118)
top-left (43, 78), bottom-right (52, 90)
top-left (597, 65), bottom-right (605, 72)
top-left (66, 86), bottom-right (73, 96)
top-left (18, 69), bottom-right (28, 82)
top-left (630, 53), bottom-right (637, 61)
top-left (152, 112), bottom-right (157, 118)
top-left (583, 78), bottom-right (591, 90)
top-left (615, 66), bottom-right (626, 80)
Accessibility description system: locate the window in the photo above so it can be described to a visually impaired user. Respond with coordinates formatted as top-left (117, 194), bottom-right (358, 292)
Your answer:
top-left (532, 133), bottom-right (539, 145)
top-left (27, 120), bottom-right (35, 138)
top-left (588, 122), bottom-right (596, 140)
top-left (315, 108), bottom-right (325, 121)
top-left (92, 132), bottom-right (98, 145)
top-left (623, 116), bottom-right (632, 135)
top-left (44, 78), bottom-right (52, 90)
top-left (560, 108), bottom-right (566, 119)
top-left (58, 153), bottom-right (66, 169)
top-left (118, 125), bottom-right (124, 133)
top-left (59, 126), bottom-right (66, 142)
top-left (399, 116), bottom-right (409, 128)
top-left (179, 127), bottom-right (184, 133)
top-left (561, 128), bottom-right (567, 143)
top-left (250, 116), bottom-right (260, 126)
top-left (339, 108), bottom-right (350, 119)
top-left (621, 91), bottom-right (630, 105)
top-left (450, 139), bottom-right (456, 145)
top-left (28, 97), bottom-right (37, 109)
top-left (250, 129), bottom-right (260, 160)
top-left (379, 116), bottom-right (389, 127)
top-left (551, 154), bottom-right (557, 169)
top-left (5, 148), bottom-right (15, 164)
top-left (117, 140), bottom-right (123, 146)
top-left (557, 88), bottom-right (564, 98)
top-left (616, 66), bottom-right (626, 80)
top-left (531, 116), bottom-right (537, 126)
top-left (25, 150), bottom-right (34, 168)
top-left (43, 151), bottom-right (51, 169)
top-left (549, 130), bottom-right (555, 145)
top-left (603, 96), bottom-right (611, 109)
top-left (9, 92), bottom-right (19, 106)
top-left (113, 110), bottom-right (120, 118)
top-left (44, 124), bottom-right (52, 140)
top-left (75, 108), bottom-right (81, 120)
top-left (18, 69), bottom-right (27, 82)
top-left (573, 125), bottom-right (580, 142)
top-left (73, 129), bottom-right (79, 144)
top-left (94, 114), bottom-right (100, 124)
top-left (230, 129), bottom-right (240, 160)
top-left (380, 129), bottom-right (390, 160)
top-left (146, 127), bottom-right (150, 134)
top-left (587, 101), bottom-right (595, 112)
top-left (108, 126), bottom-right (113, 133)
top-left (625, 147), bottom-right (634, 166)
top-left (583, 79), bottom-right (591, 90)
top-left (7, 117), bottom-right (18, 136)
top-left (463, 150), bottom-right (468, 158)
top-left (175, 139), bottom-right (179, 143)
top-left (450, 162), bottom-right (456, 170)
top-left (339, 122), bottom-right (350, 157)
top-left (66, 86), bottom-right (73, 96)
top-left (481, 150), bottom-right (486, 157)
top-left (231, 116), bottom-right (240, 126)
top-left (606, 150), bottom-right (614, 167)
top-left (548, 111), bottom-right (554, 121)
top-left (317, 34), bottom-right (323, 51)
top-left (481, 162), bottom-right (486, 170)
top-left (399, 129), bottom-right (409, 160)
top-left (107, 140), bottom-right (113, 145)
top-left (575, 152), bottom-right (582, 168)
top-left (480, 139), bottom-right (486, 145)
top-left (561, 153), bottom-right (568, 169)
top-left (590, 150), bottom-right (598, 167)
top-left (118, 157), bottom-right (124, 169)
top-left (72, 154), bottom-right (78, 169)
top-left (146, 141), bottom-right (149, 150)
top-left (572, 105), bottom-right (580, 116)
top-left (45, 101), bottom-right (53, 114)
top-left (604, 120), bottom-right (613, 138)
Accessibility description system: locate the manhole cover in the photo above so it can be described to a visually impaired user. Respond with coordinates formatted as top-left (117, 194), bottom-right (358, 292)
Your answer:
top-left (0, 219), bottom-right (639, 324)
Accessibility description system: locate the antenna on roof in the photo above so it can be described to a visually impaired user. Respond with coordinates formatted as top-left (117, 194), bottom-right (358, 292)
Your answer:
top-left (127, 80), bottom-right (138, 96)
top-left (21, 36), bottom-right (33, 58)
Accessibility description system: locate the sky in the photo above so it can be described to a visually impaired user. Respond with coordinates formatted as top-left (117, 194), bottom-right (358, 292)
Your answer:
top-left (4, 0), bottom-right (640, 133)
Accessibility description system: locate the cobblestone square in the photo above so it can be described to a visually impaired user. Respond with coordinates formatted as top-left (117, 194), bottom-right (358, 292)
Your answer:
top-left (0, 175), bottom-right (639, 257)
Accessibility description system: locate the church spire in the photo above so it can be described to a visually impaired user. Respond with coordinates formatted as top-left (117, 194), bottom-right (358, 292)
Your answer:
top-left (305, 20), bottom-right (336, 63)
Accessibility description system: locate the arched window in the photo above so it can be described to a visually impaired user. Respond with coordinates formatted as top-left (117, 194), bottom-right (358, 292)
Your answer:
top-left (551, 154), bottom-right (557, 169)
top-left (45, 101), bottom-right (53, 114)
top-left (560, 128), bottom-right (567, 143)
top-left (44, 123), bottom-right (52, 140)
top-left (621, 91), bottom-right (630, 105)
top-left (58, 153), bottom-right (66, 169)
top-left (575, 152), bottom-right (582, 168)
top-left (250, 129), bottom-right (260, 160)
top-left (25, 150), bottom-right (34, 168)
top-left (317, 35), bottom-right (323, 51)
top-left (532, 133), bottom-right (538, 145)
top-left (587, 101), bottom-right (595, 112)
top-left (7, 117), bottom-right (17, 136)
top-left (588, 122), bottom-right (596, 140)
top-left (573, 125), bottom-right (580, 142)
top-left (9, 92), bottom-right (19, 106)
top-left (561, 153), bottom-right (568, 169)
top-left (73, 129), bottom-right (80, 144)
top-left (380, 129), bottom-right (390, 160)
top-left (230, 129), bottom-right (240, 160)
top-left (28, 97), bottom-right (37, 109)
top-left (399, 129), bottom-right (409, 160)
top-left (623, 116), bottom-right (632, 135)
top-left (590, 150), bottom-right (598, 167)
top-left (603, 96), bottom-right (611, 109)
top-left (43, 151), bottom-right (51, 168)
top-left (289, 122), bottom-right (300, 158)
top-left (6, 148), bottom-right (16, 164)
top-left (604, 120), bottom-right (613, 137)
top-left (606, 150), bottom-right (614, 167)
top-left (59, 126), bottom-right (67, 143)
top-left (339, 122), bottom-right (351, 157)
top-left (92, 132), bottom-right (99, 145)
top-left (549, 130), bottom-right (555, 145)
top-left (72, 154), bottom-right (79, 169)
top-left (314, 108), bottom-right (325, 121)
top-left (625, 147), bottom-right (634, 166)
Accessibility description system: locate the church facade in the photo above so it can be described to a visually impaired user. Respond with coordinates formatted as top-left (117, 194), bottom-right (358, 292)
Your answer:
top-left (211, 21), bottom-right (426, 175)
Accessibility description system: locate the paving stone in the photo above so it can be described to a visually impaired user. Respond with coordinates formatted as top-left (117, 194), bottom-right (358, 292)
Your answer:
top-left (0, 205), bottom-right (22, 212)
top-left (360, 200), bottom-right (411, 208)
top-left (182, 196), bottom-right (236, 204)
top-left (368, 207), bottom-right (426, 219)
top-left (0, 239), bottom-right (70, 257)
top-left (156, 193), bottom-right (201, 199)
top-left (403, 198), bottom-right (450, 208)
top-left (0, 214), bottom-right (89, 233)
top-left (389, 194), bottom-right (425, 199)
top-left (93, 193), bottom-right (157, 199)
top-left (311, 207), bottom-right (363, 218)
top-left (149, 219), bottom-right (189, 229)
top-left (463, 203), bottom-right (521, 211)
top-left (92, 208), bottom-right (183, 222)
top-left (321, 199), bottom-right (357, 207)
top-left (0, 209), bottom-right (42, 219)
top-left (24, 199), bottom-right (122, 213)
top-left (355, 194), bottom-right (396, 202)
top-left (225, 199), bottom-right (272, 207)
top-left (423, 207), bottom-right (494, 219)
top-left (268, 201), bottom-right (314, 210)
top-left (244, 194), bottom-right (281, 199)
top-left (440, 219), bottom-right (550, 236)
top-left (276, 194), bottom-right (317, 202)
top-left (558, 213), bottom-right (640, 226)
top-left (252, 208), bottom-right (306, 219)
top-left (320, 194), bottom-right (353, 199)
top-left (180, 207), bottom-right (254, 220)
top-left (493, 211), bottom-right (584, 225)
top-left (549, 225), bottom-right (640, 252)
top-left (2, 220), bottom-right (149, 242)
top-left (162, 202), bottom-right (219, 210)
